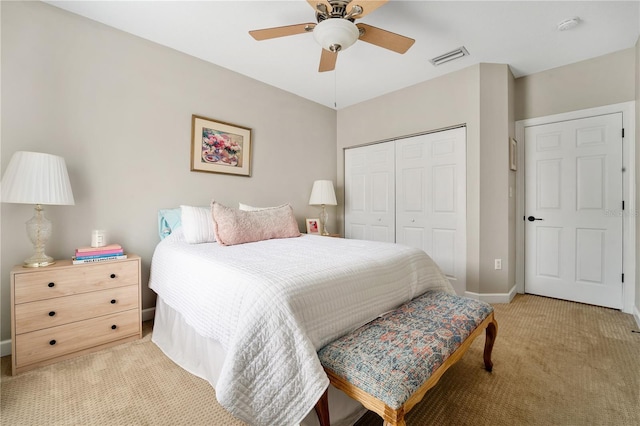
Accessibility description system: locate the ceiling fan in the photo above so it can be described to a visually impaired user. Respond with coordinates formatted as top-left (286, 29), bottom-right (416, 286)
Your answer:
top-left (249, 0), bottom-right (415, 72)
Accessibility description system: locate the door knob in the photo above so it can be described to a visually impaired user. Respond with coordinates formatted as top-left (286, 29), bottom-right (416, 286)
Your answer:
top-left (527, 216), bottom-right (544, 222)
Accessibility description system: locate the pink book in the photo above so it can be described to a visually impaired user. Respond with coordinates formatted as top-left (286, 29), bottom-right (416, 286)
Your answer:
top-left (75, 248), bottom-right (124, 257)
top-left (76, 244), bottom-right (122, 253)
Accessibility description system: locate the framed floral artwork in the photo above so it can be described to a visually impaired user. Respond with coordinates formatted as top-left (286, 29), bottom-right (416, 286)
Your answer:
top-left (306, 218), bottom-right (320, 235)
top-left (191, 115), bottom-right (252, 176)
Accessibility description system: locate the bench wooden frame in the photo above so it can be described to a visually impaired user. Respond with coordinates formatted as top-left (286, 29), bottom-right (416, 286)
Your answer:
top-left (314, 311), bottom-right (498, 426)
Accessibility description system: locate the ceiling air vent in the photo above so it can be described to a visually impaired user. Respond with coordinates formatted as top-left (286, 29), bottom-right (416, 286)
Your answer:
top-left (430, 46), bottom-right (469, 66)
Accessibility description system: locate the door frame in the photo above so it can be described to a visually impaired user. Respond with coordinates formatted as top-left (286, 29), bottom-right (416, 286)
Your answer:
top-left (515, 101), bottom-right (636, 314)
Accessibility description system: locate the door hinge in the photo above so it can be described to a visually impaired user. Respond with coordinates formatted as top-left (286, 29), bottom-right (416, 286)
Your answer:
top-left (622, 200), bottom-right (625, 210)
top-left (622, 128), bottom-right (625, 138)
top-left (622, 273), bottom-right (624, 283)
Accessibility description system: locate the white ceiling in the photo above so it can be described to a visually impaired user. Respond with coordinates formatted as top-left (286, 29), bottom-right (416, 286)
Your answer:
top-left (46, 1), bottom-right (640, 109)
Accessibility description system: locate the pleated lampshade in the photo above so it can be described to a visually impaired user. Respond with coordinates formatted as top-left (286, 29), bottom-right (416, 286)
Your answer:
top-left (2, 151), bottom-right (75, 205)
top-left (308, 180), bottom-right (337, 206)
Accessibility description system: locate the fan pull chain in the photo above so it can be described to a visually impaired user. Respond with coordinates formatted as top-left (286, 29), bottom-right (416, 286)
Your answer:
top-left (334, 69), bottom-right (337, 108)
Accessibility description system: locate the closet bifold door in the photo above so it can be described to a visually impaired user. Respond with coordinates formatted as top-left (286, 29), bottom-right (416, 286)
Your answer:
top-left (344, 127), bottom-right (467, 294)
top-left (344, 141), bottom-right (396, 243)
top-left (395, 127), bottom-right (467, 295)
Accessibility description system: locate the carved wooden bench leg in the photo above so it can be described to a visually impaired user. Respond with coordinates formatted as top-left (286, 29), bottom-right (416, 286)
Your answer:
top-left (383, 420), bottom-right (406, 426)
top-left (483, 318), bottom-right (498, 372)
top-left (382, 406), bottom-right (406, 426)
top-left (314, 388), bottom-right (330, 426)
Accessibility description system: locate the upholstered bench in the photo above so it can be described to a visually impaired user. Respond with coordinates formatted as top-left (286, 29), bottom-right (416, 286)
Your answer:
top-left (314, 291), bottom-right (498, 426)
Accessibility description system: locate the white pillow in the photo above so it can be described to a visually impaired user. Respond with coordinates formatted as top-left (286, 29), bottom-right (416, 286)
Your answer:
top-left (238, 202), bottom-right (274, 212)
top-left (180, 205), bottom-right (216, 244)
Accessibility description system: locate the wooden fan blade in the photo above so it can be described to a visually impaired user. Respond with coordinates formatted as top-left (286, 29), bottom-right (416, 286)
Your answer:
top-left (306, 0), bottom-right (332, 15)
top-left (249, 23), bottom-right (315, 41)
top-left (356, 23), bottom-right (415, 53)
top-left (319, 48), bottom-right (338, 72)
top-left (348, 0), bottom-right (388, 18)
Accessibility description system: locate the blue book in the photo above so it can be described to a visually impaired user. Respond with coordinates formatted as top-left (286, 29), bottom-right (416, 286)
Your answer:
top-left (74, 251), bottom-right (124, 260)
top-left (72, 254), bottom-right (127, 265)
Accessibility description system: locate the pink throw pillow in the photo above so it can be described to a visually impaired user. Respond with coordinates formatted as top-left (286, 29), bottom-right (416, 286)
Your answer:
top-left (211, 201), bottom-right (301, 246)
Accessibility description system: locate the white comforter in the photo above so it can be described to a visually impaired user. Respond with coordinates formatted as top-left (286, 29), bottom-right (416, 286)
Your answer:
top-left (148, 229), bottom-right (454, 426)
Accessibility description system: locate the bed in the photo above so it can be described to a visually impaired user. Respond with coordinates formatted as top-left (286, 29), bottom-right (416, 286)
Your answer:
top-left (149, 204), bottom-right (455, 426)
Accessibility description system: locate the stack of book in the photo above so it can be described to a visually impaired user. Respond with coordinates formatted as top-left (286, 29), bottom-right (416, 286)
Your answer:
top-left (72, 244), bottom-right (127, 265)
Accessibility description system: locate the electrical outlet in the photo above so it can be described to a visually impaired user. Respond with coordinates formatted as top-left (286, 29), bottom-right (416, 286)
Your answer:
top-left (494, 259), bottom-right (502, 270)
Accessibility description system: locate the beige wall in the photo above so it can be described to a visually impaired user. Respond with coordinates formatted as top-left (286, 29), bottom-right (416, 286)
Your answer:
top-left (478, 64), bottom-right (515, 294)
top-left (337, 63), bottom-right (515, 296)
top-left (0, 1), bottom-right (337, 343)
top-left (515, 48), bottom-right (636, 121)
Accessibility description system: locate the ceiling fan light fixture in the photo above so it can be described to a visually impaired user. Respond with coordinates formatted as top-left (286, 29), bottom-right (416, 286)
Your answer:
top-left (313, 18), bottom-right (359, 52)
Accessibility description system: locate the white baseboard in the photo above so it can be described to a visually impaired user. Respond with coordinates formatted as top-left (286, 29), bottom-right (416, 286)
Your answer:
top-left (465, 285), bottom-right (518, 304)
top-left (634, 305), bottom-right (640, 330)
top-left (1, 339), bottom-right (10, 358)
top-left (0, 307), bottom-right (157, 358)
top-left (142, 307), bottom-right (156, 322)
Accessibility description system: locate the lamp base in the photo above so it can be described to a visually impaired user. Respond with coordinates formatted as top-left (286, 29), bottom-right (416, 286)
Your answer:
top-left (23, 204), bottom-right (55, 268)
top-left (319, 205), bottom-right (330, 236)
top-left (23, 256), bottom-right (56, 268)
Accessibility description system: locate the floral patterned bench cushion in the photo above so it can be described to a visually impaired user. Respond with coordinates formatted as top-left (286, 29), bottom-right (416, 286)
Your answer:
top-left (317, 290), bottom-right (494, 410)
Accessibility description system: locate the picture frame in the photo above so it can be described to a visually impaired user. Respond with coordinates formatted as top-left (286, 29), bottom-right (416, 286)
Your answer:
top-left (509, 138), bottom-right (517, 171)
top-left (306, 218), bottom-right (320, 235)
top-left (191, 114), bottom-right (252, 176)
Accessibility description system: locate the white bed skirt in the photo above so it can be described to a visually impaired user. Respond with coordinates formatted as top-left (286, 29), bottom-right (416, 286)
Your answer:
top-left (151, 297), bottom-right (366, 426)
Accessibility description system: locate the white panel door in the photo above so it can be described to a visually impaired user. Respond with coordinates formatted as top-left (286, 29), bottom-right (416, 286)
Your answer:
top-left (395, 127), bottom-right (466, 294)
top-left (344, 142), bottom-right (395, 243)
top-left (524, 113), bottom-right (623, 309)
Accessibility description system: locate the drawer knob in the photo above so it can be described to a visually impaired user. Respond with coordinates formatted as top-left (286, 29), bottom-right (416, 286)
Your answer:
top-left (49, 339), bottom-right (56, 346)
top-left (48, 282), bottom-right (55, 288)
top-left (111, 325), bottom-right (117, 330)
top-left (48, 311), bottom-right (56, 317)
top-left (110, 299), bottom-right (117, 304)
top-left (110, 274), bottom-right (116, 279)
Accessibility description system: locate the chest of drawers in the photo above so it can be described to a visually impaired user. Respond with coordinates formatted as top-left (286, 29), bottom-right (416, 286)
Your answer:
top-left (10, 255), bottom-right (142, 375)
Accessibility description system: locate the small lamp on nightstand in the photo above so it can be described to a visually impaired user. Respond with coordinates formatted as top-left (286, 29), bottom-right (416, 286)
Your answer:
top-left (309, 180), bottom-right (337, 236)
top-left (1, 151), bottom-right (75, 267)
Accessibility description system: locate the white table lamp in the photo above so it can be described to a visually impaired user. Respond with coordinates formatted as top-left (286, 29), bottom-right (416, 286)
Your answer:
top-left (1, 151), bottom-right (75, 267)
top-left (309, 180), bottom-right (337, 236)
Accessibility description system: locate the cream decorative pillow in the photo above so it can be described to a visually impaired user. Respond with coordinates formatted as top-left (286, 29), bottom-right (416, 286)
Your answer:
top-left (180, 205), bottom-right (216, 244)
top-left (212, 201), bottom-right (301, 246)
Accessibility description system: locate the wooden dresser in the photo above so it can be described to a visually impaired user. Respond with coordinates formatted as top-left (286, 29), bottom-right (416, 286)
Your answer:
top-left (10, 255), bottom-right (142, 375)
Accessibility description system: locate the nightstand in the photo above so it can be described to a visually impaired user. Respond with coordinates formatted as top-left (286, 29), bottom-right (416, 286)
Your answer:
top-left (10, 255), bottom-right (142, 375)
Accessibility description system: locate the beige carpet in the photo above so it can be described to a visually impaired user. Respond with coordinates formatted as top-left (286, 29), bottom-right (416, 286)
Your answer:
top-left (2, 294), bottom-right (639, 426)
